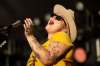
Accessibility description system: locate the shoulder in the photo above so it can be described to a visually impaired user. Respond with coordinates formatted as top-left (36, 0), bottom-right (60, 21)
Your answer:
top-left (52, 32), bottom-right (70, 39)
top-left (51, 32), bottom-right (73, 46)
top-left (53, 31), bottom-right (67, 36)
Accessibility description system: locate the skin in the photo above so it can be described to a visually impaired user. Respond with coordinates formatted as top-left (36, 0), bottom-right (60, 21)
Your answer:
top-left (24, 16), bottom-right (72, 66)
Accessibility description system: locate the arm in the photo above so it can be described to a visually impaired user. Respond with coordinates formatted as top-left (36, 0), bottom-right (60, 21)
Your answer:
top-left (24, 18), bottom-right (72, 65)
top-left (26, 36), bottom-right (71, 65)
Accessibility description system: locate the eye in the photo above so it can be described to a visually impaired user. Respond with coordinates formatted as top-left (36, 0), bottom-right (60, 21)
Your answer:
top-left (50, 13), bottom-right (66, 25)
top-left (55, 15), bottom-right (67, 26)
top-left (50, 13), bottom-right (63, 21)
top-left (55, 16), bottom-right (63, 21)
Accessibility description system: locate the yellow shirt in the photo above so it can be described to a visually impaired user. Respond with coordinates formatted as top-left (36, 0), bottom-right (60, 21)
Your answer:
top-left (26, 32), bottom-right (73, 66)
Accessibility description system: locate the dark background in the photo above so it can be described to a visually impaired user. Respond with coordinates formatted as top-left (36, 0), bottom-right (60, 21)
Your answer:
top-left (0, 0), bottom-right (100, 66)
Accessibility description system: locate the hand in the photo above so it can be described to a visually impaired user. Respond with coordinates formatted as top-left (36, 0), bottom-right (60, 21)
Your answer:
top-left (23, 18), bottom-right (34, 37)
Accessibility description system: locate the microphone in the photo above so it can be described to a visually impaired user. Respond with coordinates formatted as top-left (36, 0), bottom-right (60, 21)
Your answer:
top-left (11, 20), bottom-right (21, 28)
top-left (0, 20), bottom-right (22, 31)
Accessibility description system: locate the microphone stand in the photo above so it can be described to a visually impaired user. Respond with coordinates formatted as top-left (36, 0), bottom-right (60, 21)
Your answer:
top-left (0, 20), bottom-right (21, 66)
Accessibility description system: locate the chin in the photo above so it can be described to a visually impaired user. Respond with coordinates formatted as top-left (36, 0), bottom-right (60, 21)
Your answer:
top-left (45, 26), bottom-right (52, 33)
top-left (45, 26), bottom-right (60, 33)
top-left (47, 30), bottom-right (53, 33)
top-left (46, 29), bottom-right (55, 33)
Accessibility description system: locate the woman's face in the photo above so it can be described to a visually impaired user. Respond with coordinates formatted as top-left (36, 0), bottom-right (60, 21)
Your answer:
top-left (45, 15), bottom-right (66, 34)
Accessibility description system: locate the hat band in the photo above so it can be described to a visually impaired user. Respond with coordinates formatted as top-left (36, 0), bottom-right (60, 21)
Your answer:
top-left (65, 20), bottom-right (71, 40)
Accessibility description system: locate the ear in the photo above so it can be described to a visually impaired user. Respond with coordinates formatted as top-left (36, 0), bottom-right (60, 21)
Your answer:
top-left (62, 28), bottom-right (67, 32)
top-left (62, 27), bottom-right (70, 36)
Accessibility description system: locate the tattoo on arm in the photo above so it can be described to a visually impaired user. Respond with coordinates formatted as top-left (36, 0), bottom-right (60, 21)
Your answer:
top-left (27, 36), bottom-right (71, 65)
top-left (48, 41), bottom-right (68, 62)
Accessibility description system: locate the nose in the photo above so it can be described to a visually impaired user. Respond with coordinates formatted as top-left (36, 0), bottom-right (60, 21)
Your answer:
top-left (50, 16), bottom-right (55, 21)
top-left (48, 17), bottom-right (55, 24)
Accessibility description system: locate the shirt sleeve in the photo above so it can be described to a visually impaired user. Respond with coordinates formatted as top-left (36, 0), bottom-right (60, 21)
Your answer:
top-left (51, 32), bottom-right (73, 46)
top-left (26, 52), bottom-right (35, 66)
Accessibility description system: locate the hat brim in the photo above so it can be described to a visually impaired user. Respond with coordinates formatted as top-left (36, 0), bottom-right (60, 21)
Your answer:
top-left (53, 4), bottom-right (77, 42)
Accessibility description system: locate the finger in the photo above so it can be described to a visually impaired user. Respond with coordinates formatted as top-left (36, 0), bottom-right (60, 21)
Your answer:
top-left (26, 18), bottom-right (33, 27)
top-left (27, 18), bottom-right (32, 26)
top-left (23, 24), bottom-right (28, 35)
top-left (25, 18), bottom-right (32, 29)
top-left (25, 18), bottom-right (33, 32)
top-left (28, 18), bottom-right (34, 26)
top-left (24, 19), bottom-right (30, 29)
top-left (23, 24), bottom-right (27, 31)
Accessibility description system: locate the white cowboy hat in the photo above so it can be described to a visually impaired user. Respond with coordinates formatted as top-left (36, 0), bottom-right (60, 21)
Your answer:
top-left (53, 4), bottom-right (77, 42)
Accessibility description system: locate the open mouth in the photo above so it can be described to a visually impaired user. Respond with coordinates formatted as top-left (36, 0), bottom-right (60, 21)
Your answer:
top-left (49, 21), bottom-right (54, 25)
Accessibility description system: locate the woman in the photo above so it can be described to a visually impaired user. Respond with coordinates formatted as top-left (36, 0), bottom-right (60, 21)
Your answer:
top-left (24, 4), bottom-right (77, 66)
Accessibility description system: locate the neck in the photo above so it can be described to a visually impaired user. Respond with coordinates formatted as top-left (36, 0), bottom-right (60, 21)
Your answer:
top-left (47, 31), bottom-right (63, 39)
top-left (48, 33), bottom-right (53, 39)
top-left (47, 28), bottom-right (68, 39)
